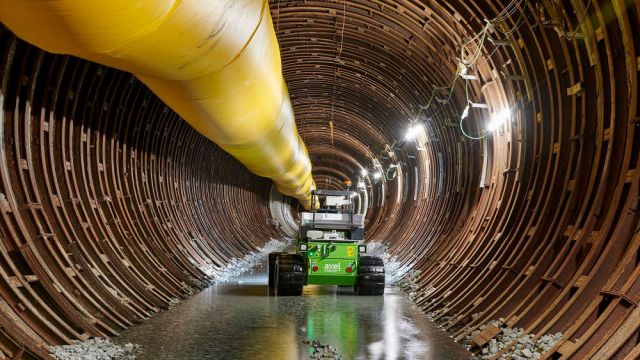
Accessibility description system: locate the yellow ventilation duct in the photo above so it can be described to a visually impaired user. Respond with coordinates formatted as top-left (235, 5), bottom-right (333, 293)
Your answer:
top-left (0, 0), bottom-right (316, 208)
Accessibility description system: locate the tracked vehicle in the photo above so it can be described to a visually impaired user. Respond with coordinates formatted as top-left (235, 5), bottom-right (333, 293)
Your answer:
top-left (268, 189), bottom-right (385, 296)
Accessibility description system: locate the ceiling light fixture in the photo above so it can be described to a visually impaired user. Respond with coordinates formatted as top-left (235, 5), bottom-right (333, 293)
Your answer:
top-left (405, 123), bottom-right (424, 141)
top-left (487, 108), bottom-right (511, 131)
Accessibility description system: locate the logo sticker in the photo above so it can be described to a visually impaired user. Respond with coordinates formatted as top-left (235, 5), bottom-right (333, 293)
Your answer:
top-left (324, 262), bottom-right (341, 272)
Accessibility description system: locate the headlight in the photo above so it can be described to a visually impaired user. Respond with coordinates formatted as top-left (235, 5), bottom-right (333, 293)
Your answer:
top-left (358, 245), bottom-right (367, 253)
top-left (300, 243), bottom-right (308, 251)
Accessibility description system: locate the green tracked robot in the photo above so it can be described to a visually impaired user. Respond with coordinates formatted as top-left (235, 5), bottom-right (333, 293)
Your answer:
top-left (268, 189), bottom-right (385, 296)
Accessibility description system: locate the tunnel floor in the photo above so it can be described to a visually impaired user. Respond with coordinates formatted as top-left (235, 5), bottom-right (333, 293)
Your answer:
top-left (114, 262), bottom-right (470, 360)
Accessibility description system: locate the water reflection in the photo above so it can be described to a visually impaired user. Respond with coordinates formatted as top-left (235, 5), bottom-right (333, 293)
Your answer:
top-left (116, 272), bottom-right (470, 359)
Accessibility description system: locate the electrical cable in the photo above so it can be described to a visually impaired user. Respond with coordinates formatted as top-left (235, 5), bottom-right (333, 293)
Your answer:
top-left (568, 0), bottom-right (593, 38)
top-left (386, 166), bottom-right (398, 181)
top-left (366, 0), bottom-right (529, 174)
top-left (459, 80), bottom-right (491, 140)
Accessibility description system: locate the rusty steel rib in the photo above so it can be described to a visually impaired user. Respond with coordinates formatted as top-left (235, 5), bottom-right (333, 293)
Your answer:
top-left (0, 26), bottom-right (283, 358)
top-left (0, 0), bottom-right (639, 359)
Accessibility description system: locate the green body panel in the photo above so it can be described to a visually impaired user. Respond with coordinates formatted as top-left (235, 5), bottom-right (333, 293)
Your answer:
top-left (299, 240), bottom-right (359, 286)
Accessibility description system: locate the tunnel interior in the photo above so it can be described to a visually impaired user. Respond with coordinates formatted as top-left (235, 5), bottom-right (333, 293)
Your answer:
top-left (0, 0), bottom-right (639, 359)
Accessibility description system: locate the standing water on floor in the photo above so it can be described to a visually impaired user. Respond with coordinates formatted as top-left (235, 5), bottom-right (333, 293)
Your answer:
top-left (115, 263), bottom-right (470, 360)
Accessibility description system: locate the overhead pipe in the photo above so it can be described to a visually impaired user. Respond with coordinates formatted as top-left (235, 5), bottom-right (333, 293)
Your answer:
top-left (0, 0), bottom-right (316, 208)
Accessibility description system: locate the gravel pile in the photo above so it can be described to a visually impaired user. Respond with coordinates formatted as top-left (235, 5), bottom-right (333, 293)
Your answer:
top-left (302, 339), bottom-right (342, 359)
top-left (477, 326), bottom-right (524, 359)
top-left (395, 270), bottom-right (423, 298)
top-left (366, 242), bottom-right (412, 285)
top-left (211, 238), bottom-right (290, 283)
top-left (466, 320), bottom-right (563, 360)
top-left (50, 338), bottom-right (141, 360)
top-left (537, 333), bottom-right (563, 352)
top-left (463, 319), bottom-right (505, 348)
top-left (498, 331), bottom-right (563, 359)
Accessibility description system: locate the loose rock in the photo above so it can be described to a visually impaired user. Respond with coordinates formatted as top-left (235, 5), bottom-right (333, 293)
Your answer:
top-left (464, 320), bottom-right (562, 360)
top-left (303, 339), bottom-right (342, 359)
top-left (50, 338), bottom-right (141, 360)
top-left (210, 238), bottom-right (289, 283)
top-left (366, 242), bottom-right (413, 285)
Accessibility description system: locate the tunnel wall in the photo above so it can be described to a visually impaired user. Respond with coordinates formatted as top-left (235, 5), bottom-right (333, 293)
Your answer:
top-left (0, 27), bottom-right (283, 358)
top-left (273, 0), bottom-right (639, 359)
top-left (0, 0), bottom-right (638, 359)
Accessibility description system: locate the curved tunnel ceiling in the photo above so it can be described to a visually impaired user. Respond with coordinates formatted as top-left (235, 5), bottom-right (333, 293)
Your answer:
top-left (0, 0), bottom-right (639, 359)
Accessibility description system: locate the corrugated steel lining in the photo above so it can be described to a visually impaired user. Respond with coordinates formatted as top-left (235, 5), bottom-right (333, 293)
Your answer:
top-left (0, 29), bottom-right (284, 357)
top-left (0, 0), bottom-right (638, 358)
top-left (275, 1), bottom-right (639, 359)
